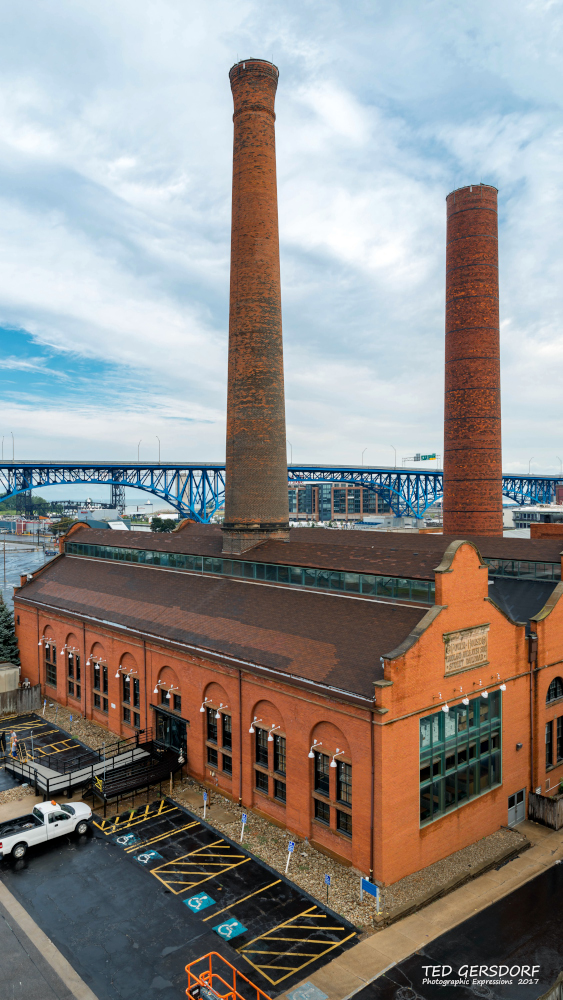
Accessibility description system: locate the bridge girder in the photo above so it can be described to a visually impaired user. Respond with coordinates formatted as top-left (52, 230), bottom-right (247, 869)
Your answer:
top-left (0, 464), bottom-right (561, 524)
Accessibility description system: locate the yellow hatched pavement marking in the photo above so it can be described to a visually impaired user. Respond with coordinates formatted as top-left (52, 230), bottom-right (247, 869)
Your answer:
top-left (93, 800), bottom-right (178, 834)
top-left (124, 820), bottom-right (199, 852)
top-left (237, 906), bottom-right (355, 986)
top-left (202, 879), bottom-right (282, 922)
top-left (150, 839), bottom-right (250, 895)
top-left (34, 739), bottom-right (81, 757)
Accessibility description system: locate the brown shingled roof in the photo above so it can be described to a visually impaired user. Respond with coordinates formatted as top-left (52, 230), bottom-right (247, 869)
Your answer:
top-left (16, 553), bottom-right (427, 701)
top-left (66, 523), bottom-right (563, 582)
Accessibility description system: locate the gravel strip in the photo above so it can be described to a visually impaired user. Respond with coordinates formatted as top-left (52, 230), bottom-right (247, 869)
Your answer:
top-left (2, 703), bottom-right (529, 929)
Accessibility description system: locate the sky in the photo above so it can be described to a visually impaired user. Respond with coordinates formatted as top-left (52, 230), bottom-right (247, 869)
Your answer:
top-left (1, 0), bottom-right (563, 506)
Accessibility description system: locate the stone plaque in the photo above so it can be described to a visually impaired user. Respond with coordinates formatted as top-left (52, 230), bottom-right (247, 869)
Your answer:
top-left (443, 624), bottom-right (489, 674)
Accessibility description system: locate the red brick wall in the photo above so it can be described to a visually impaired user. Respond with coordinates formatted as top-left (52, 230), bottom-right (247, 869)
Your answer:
top-left (443, 184), bottom-right (503, 536)
top-left (376, 542), bottom-right (530, 884)
top-left (530, 523), bottom-right (563, 539)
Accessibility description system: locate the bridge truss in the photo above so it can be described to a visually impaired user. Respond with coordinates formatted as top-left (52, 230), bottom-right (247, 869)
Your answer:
top-left (0, 462), bottom-right (561, 523)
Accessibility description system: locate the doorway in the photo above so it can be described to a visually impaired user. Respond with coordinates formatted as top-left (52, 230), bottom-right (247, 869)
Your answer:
top-left (155, 709), bottom-right (186, 754)
top-left (508, 788), bottom-right (526, 826)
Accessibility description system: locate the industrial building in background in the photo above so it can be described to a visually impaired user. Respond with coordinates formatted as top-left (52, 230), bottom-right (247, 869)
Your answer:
top-left (443, 184), bottom-right (503, 536)
top-left (12, 63), bottom-right (563, 888)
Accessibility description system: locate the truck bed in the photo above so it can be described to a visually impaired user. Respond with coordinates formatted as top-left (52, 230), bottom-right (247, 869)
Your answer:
top-left (0, 814), bottom-right (43, 838)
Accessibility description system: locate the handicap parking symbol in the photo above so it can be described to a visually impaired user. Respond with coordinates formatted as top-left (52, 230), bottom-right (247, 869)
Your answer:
top-left (212, 918), bottom-right (247, 940)
top-left (184, 892), bottom-right (216, 912)
top-left (135, 851), bottom-right (163, 865)
top-left (114, 833), bottom-right (141, 847)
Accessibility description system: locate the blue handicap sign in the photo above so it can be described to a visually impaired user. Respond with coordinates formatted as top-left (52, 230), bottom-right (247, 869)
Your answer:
top-left (212, 918), bottom-right (247, 940)
top-left (361, 877), bottom-right (379, 900)
top-left (324, 874), bottom-right (331, 886)
top-left (288, 841), bottom-right (295, 853)
top-left (114, 833), bottom-right (141, 848)
top-left (203, 791), bottom-right (208, 802)
top-left (242, 812), bottom-right (247, 823)
top-left (135, 850), bottom-right (163, 865)
top-left (184, 893), bottom-right (216, 913)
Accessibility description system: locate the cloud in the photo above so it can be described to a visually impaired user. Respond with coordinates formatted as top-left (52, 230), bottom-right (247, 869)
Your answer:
top-left (0, 0), bottom-right (562, 480)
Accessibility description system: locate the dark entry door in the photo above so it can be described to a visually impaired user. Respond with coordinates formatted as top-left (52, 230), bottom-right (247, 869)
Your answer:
top-left (155, 710), bottom-right (186, 753)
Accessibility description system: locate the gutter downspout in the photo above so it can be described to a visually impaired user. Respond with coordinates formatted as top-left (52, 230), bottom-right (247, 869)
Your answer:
top-left (238, 668), bottom-right (243, 807)
top-left (370, 708), bottom-right (375, 882)
top-left (143, 639), bottom-right (148, 738)
top-left (529, 633), bottom-right (537, 793)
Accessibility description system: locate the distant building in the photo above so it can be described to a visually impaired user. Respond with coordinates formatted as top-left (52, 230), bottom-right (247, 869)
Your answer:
top-left (511, 505), bottom-right (563, 530)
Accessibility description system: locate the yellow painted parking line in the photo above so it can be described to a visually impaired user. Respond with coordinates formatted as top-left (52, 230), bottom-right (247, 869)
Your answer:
top-left (237, 906), bottom-right (356, 986)
top-left (93, 801), bottom-right (179, 834)
top-left (202, 879), bottom-right (282, 922)
top-left (34, 739), bottom-right (81, 756)
top-left (151, 840), bottom-right (250, 895)
top-left (124, 820), bottom-right (199, 852)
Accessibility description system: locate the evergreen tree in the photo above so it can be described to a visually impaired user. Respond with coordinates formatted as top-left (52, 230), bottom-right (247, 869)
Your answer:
top-left (0, 599), bottom-right (20, 666)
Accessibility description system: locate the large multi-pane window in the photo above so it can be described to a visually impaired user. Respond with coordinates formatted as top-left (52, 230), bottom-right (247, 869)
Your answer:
top-left (207, 707), bottom-right (217, 744)
top-left (93, 661), bottom-right (108, 713)
top-left (45, 642), bottom-right (57, 688)
top-left (67, 651), bottom-right (80, 700)
top-left (274, 735), bottom-right (286, 802)
top-left (420, 692), bottom-right (502, 824)
top-left (122, 675), bottom-right (140, 727)
top-left (314, 752), bottom-right (330, 796)
top-left (255, 728), bottom-right (269, 767)
top-left (546, 677), bottom-right (563, 703)
top-left (558, 717), bottom-right (563, 763)
top-left (337, 761), bottom-right (352, 806)
top-left (221, 714), bottom-right (232, 774)
top-left (546, 721), bottom-right (553, 769)
top-left (206, 706), bottom-right (218, 767)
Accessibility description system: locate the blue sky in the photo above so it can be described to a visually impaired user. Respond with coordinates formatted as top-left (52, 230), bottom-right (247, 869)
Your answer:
top-left (1, 0), bottom-right (563, 503)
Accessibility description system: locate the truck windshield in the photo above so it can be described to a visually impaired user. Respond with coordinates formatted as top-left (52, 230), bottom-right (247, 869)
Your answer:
top-left (32, 807), bottom-right (44, 821)
top-left (61, 804), bottom-right (75, 815)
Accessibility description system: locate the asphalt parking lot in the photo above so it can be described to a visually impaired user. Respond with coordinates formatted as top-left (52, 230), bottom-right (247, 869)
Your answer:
top-left (1, 712), bottom-right (98, 771)
top-left (0, 796), bottom-right (356, 1000)
top-left (353, 861), bottom-right (563, 1000)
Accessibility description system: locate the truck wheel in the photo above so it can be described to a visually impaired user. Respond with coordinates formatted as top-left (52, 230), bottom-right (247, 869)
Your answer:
top-left (75, 821), bottom-right (88, 836)
top-left (12, 842), bottom-right (27, 859)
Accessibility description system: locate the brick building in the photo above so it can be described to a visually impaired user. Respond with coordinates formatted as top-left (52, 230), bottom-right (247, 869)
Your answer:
top-left (14, 523), bottom-right (563, 885)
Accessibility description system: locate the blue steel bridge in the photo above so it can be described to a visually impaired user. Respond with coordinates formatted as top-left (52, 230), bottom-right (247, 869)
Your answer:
top-left (1, 461), bottom-right (561, 523)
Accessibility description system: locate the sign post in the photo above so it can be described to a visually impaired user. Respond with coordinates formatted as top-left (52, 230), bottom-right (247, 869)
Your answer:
top-left (324, 873), bottom-right (331, 905)
top-left (240, 812), bottom-right (247, 844)
top-left (285, 840), bottom-right (295, 874)
top-left (43, 698), bottom-right (46, 717)
top-left (360, 877), bottom-right (380, 915)
top-left (203, 790), bottom-right (208, 820)
top-left (69, 714), bottom-right (73, 733)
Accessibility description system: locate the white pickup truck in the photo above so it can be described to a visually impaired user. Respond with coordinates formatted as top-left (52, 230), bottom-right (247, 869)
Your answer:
top-left (0, 801), bottom-right (92, 859)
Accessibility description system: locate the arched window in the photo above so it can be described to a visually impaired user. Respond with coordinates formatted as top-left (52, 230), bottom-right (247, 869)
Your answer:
top-left (546, 677), bottom-right (563, 703)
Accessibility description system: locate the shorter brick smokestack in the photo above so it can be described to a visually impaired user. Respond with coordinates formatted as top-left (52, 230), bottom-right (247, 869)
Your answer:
top-left (443, 183), bottom-right (503, 537)
top-left (222, 59), bottom-right (290, 556)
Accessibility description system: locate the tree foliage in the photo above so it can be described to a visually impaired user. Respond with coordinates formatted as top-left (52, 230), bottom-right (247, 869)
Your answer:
top-left (150, 517), bottom-right (177, 533)
top-left (0, 598), bottom-right (20, 666)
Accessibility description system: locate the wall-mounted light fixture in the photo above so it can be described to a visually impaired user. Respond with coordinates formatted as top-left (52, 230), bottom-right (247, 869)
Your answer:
top-left (500, 683), bottom-right (506, 691)
top-left (481, 690), bottom-right (489, 699)
top-left (248, 717), bottom-right (262, 734)
top-left (442, 704), bottom-right (450, 713)
top-left (462, 697), bottom-right (469, 706)
top-left (199, 697), bottom-right (212, 713)
top-left (215, 703), bottom-right (228, 720)
top-left (267, 724), bottom-right (280, 743)
top-left (308, 740), bottom-right (322, 759)
top-left (330, 748), bottom-right (345, 768)
top-left (516, 742), bottom-right (523, 751)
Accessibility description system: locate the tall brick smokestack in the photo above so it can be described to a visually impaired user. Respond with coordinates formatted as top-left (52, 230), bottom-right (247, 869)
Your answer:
top-left (443, 184), bottom-right (503, 537)
top-left (222, 59), bottom-right (290, 556)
